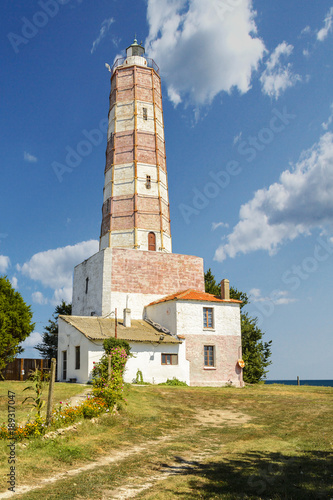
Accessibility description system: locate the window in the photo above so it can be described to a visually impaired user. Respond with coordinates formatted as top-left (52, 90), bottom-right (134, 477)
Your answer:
top-left (75, 346), bottom-right (80, 370)
top-left (161, 354), bottom-right (178, 365)
top-left (146, 175), bottom-right (151, 189)
top-left (62, 351), bottom-right (67, 380)
top-left (203, 307), bottom-right (214, 328)
top-left (148, 232), bottom-right (156, 251)
top-left (143, 107), bottom-right (148, 120)
top-left (85, 277), bottom-right (89, 294)
top-left (204, 346), bottom-right (215, 367)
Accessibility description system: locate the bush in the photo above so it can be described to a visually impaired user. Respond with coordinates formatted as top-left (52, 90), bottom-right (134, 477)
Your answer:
top-left (103, 338), bottom-right (131, 356)
top-left (79, 396), bottom-right (108, 419)
top-left (91, 345), bottom-right (129, 408)
top-left (159, 378), bottom-right (188, 386)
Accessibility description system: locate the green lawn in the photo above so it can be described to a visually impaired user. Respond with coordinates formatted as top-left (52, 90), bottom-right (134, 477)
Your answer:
top-left (0, 383), bottom-right (332, 499)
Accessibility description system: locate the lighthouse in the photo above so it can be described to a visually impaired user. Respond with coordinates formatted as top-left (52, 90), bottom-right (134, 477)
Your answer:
top-left (58, 39), bottom-right (243, 387)
top-left (71, 39), bottom-right (205, 319)
top-left (100, 38), bottom-right (172, 253)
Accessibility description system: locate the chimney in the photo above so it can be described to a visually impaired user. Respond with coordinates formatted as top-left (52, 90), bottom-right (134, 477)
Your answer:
top-left (220, 279), bottom-right (230, 300)
top-left (123, 308), bottom-right (131, 328)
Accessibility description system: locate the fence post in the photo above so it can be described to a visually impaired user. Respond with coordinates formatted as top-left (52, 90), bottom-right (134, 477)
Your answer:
top-left (46, 358), bottom-right (56, 426)
top-left (20, 359), bottom-right (24, 381)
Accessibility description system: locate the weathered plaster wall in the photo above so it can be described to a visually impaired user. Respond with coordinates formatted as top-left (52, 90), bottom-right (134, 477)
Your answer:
top-left (145, 300), bottom-right (242, 387)
top-left (185, 334), bottom-right (242, 387)
top-left (72, 248), bottom-right (205, 319)
top-left (110, 248), bottom-right (205, 295)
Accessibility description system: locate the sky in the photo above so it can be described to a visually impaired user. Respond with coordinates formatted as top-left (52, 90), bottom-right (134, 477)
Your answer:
top-left (1, 0), bottom-right (333, 380)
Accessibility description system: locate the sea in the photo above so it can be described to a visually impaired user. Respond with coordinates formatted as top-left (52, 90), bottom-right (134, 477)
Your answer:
top-left (265, 380), bottom-right (333, 387)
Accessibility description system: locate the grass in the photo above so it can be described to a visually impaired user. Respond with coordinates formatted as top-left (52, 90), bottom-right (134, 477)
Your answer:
top-left (0, 384), bottom-right (332, 499)
top-left (0, 380), bottom-right (89, 424)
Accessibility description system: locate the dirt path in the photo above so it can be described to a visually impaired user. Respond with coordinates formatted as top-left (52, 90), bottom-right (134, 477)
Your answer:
top-left (106, 449), bottom-right (217, 499)
top-left (0, 435), bottom-right (173, 499)
top-left (65, 387), bottom-right (92, 407)
top-left (0, 409), bottom-right (251, 499)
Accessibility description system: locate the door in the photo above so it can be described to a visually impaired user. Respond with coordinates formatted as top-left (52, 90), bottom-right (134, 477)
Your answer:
top-left (148, 232), bottom-right (156, 251)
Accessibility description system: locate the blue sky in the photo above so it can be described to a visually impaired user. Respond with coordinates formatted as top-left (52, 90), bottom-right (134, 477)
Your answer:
top-left (1, 0), bottom-right (332, 379)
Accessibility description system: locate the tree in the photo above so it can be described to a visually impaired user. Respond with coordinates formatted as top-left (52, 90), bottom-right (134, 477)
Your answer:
top-left (204, 269), bottom-right (272, 383)
top-left (36, 301), bottom-right (72, 360)
top-left (0, 275), bottom-right (35, 372)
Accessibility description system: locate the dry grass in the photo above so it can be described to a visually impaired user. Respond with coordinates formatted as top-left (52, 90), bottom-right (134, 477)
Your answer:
top-left (0, 384), bottom-right (332, 499)
top-left (0, 381), bottom-right (89, 425)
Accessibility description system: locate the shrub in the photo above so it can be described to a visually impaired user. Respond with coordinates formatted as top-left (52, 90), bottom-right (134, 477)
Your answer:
top-left (91, 345), bottom-right (129, 408)
top-left (134, 369), bottom-right (144, 384)
top-left (159, 378), bottom-right (188, 386)
top-left (103, 338), bottom-right (131, 356)
top-left (78, 396), bottom-right (108, 419)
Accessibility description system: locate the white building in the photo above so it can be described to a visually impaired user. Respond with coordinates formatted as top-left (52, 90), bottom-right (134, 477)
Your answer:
top-left (57, 39), bottom-right (244, 387)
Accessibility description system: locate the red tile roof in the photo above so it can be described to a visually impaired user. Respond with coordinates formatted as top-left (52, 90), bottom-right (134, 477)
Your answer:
top-left (147, 289), bottom-right (242, 306)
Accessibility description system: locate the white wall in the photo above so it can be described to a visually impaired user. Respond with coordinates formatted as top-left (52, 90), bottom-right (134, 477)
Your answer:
top-left (72, 251), bottom-right (104, 316)
top-left (176, 301), bottom-right (241, 337)
top-left (144, 301), bottom-right (177, 333)
top-left (58, 318), bottom-right (104, 383)
top-left (124, 341), bottom-right (189, 384)
top-left (110, 291), bottom-right (172, 320)
top-left (145, 300), bottom-right (241, 337)
top-left (72, 248), bottom-right (112, 317)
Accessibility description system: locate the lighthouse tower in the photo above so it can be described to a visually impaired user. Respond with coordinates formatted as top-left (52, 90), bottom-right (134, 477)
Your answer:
top-left (71, 40), bottom-right (205, 319)
top-left (100, 39), bottom-right (171, 253)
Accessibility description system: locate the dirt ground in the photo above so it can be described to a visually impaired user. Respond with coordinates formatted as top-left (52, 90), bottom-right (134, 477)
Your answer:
top-left (0, 409), bottom-right (251, 499)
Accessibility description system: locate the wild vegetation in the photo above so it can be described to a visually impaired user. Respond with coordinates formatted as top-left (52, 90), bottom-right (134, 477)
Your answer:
top-left (0, 383), bottom-right (331, 499)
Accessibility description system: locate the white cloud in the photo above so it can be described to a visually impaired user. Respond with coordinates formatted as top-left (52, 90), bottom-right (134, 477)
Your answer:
top-left (24, 152), bottom-right (38, 163)
top-left (51, 287), bottom-right (73, 306)
top-left (317, 7), bottom-right (333, 42)
top-left (91, 18), bottom-right (115, 54)
top-left (145, 0), bottom-right (265, 107)
top-left (233, 132), bottom-right (243, 146)
top-left (322, 103), bottom-right (333, 130)
top-left (249, 288), bottom-right (296, 305)
top-left (211, 222), bottom-right (229, 231)
top-left (18, 240), bottom-right (99, 300)
top-left (20, 331), bottom-right (43, 349)
top-left (300, 26), bottom-right (311, 37)
top-left (32, 291), bottom-right (48, 305)
top-left (11, 276), bottom-right (18, 289)
top-left (214, 132), bottom-right (333, 261)
top-left (260, 42), bottom-right (301, 99)
top-left (0, 255), bottom-right (10, 272)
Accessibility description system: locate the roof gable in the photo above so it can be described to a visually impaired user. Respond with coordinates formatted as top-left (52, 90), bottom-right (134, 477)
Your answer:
top-left (147, 289), bottom-right (242, 306)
